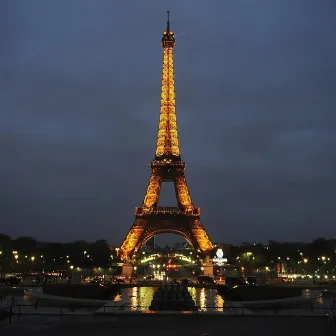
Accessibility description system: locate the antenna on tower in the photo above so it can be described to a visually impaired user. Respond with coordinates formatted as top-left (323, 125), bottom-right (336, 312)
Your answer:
top-left (167, 10), bottom-right (170, 31)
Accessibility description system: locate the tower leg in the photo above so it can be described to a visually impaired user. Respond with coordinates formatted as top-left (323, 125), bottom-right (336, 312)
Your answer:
top-left (202, 264), bottom-right (214, 277)
top-left (121, 263), bottom-right (133, 277)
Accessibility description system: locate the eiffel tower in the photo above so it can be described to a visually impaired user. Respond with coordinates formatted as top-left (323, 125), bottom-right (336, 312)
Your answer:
top-left (119, 12), bottom-right (213, 261)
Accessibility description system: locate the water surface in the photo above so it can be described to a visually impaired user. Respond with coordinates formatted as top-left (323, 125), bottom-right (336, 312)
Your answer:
top-left (115, 286), bottom-right (224, 311)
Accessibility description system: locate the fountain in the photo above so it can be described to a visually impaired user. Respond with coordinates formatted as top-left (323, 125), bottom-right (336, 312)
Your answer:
top-left (149, 283), bottom-right (196, 311)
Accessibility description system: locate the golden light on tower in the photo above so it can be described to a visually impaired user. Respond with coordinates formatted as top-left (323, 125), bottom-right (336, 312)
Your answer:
top-left (118, 12), bottom-right (213, 261)
top-left (156, 10), bottom-right (180, 158)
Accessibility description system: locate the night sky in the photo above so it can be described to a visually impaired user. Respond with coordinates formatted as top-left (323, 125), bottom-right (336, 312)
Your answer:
top-left (1, 0), bottom-right (335, 244)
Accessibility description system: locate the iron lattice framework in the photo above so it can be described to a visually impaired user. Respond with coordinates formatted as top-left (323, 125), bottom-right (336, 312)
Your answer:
top-left (119, 12), bottom-right (213, 261)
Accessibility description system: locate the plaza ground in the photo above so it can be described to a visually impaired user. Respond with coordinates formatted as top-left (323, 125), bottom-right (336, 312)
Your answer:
top-left (1, 314), bottom-right (335, 335)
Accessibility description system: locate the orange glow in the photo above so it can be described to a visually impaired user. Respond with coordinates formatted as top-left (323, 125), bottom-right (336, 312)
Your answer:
top-left (118, 16), bottom-right (213, 262)
top-left (143, 175), bottom-right (162, 209)
top-left (191, 220), bottom-right (214, 252)
top-left (155, 46), bottom-right (180, 158)
top-left (175, 176), bottom-right (193, 211)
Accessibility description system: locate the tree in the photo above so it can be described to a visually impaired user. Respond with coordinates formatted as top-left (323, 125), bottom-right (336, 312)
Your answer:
top-left (13, 236), bottom-right (37, 254)
top-left (91, 240), bottom-right (110, 268)
top-left (238, 251), bottom-right (266, 275)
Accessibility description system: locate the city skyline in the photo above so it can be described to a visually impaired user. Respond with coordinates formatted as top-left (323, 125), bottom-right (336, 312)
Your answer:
top-left (1, 0), bottom-right (335, 244)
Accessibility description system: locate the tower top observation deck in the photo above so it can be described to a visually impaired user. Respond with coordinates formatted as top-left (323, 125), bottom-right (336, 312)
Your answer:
top-left (162, 11), bottom-right (175, 49)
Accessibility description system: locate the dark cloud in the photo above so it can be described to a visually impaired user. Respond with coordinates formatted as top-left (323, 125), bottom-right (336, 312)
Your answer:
top-left (1, 0), bottom-right (335, 244)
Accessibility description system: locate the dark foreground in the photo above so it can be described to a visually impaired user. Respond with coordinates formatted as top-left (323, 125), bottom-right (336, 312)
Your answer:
top-left (2, 315), bottom-right (335, 336)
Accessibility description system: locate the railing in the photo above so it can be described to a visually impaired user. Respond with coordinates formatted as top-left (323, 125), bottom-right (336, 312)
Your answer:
top-left (135, 207), bottom-right (183, 216)
top-left (1, 306), bottom-right (334, 332)
top-left (152, 207), bottom-right (183, 215)
top-left (136, 207), bottom-right (200, 217)
top-left (1, 303), bottom-right (335, 318)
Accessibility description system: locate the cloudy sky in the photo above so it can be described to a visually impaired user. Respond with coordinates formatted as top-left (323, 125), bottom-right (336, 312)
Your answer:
top-left (1, 0), bottom-right (335, 245)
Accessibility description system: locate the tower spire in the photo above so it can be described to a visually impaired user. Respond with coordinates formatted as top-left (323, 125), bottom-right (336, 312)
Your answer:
top-left (167, 10), bottom-right (170, 31)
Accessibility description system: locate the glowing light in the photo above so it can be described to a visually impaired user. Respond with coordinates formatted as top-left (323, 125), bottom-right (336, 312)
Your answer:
top-left (215, 293), bottom-right (224, 312)
top-left (140, 255), bottom-right (156, 263)
top-left (216, 249), bottom-right (223, 258)
top-left (143, 175), bottom-right (162, 209)
top-left (131, 287), bottom-right (138, 309)
top-left (175, 176), bottom-right (193, 211)
top-left (118, 16), bottom-right (213, 261)
top-left (156, 46), bottom-right (179, 157)
top-left (200, 288), bottom-right (206, 311)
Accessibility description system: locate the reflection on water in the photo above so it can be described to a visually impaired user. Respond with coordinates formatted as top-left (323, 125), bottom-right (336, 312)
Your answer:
top-left (119, 287), bottom-right (224, 311)
top-left (118, 286), bottom-right (156, 311)
top-left (188, 287), bottom-right (224, 312)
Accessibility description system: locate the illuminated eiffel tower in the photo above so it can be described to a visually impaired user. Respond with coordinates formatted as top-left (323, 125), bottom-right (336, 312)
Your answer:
top-left (119, 12), bottom-right (213, 261)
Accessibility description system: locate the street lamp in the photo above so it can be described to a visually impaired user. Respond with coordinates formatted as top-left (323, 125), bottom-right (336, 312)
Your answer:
top-left (31, 256), bottom-right (35, 262)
